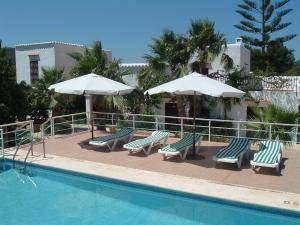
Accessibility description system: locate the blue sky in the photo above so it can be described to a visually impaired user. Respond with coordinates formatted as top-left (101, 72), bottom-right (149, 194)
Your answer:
top-left (1, 0), bottom-right (299, 62)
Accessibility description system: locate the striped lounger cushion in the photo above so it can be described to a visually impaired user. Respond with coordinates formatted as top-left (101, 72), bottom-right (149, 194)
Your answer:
top-left (124, 131), bottom-right (168, 149)
top-left (253, 140), bottom-right (281, 164)
top-left (161, 133), bottom-right (201, 153)
top-left (215, 138), bottom-right (249, 159)
top-left (91, 127), bottom-right (134, 144)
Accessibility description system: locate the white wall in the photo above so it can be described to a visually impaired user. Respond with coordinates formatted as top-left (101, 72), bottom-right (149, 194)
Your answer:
top-left (210, 43), bottom-right (250, 74)
top-left (16, 42), bottom-right (113, 84)
top-left (209, 99), bottom-right (248, 136)
top-left (209, 99), bottom-right (248, 121)
top-left (123, 74), bottom-right (139, 87)
top-left (121, 64), bottom-right (148, 87)
top-left (16, 43), bottom-right (55, 84)
top-left (54, 43), bottom-right (85, 77)
top-left (240, 45), bottom-right (250, 73)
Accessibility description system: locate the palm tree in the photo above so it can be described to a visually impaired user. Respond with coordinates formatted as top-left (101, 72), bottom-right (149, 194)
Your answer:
top-left (140, 30), bottom-right (190, 116)
top-left (29, 68), bottom-right (64, 120)
top-left (69, 41), bottom-right (128, 79)
top-left (69, 41), bottom-right (130, 113)
top-left (248, 104), bottom-right (300, 144)
top-left (188, 19), bottom-right (233, 73)
top-left (68, 41), bottom-right (107, 76)
top-left (187, 19), bottom-right (234, 118)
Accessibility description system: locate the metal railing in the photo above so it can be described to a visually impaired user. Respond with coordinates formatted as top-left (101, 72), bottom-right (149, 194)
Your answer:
top-left (0, 120), bottom-right (34, 150)
top-left (0, 129), bottom-right (3, 159)
top-left (208, 73), bottom-right (300, 94)
top-left (38, 111), bottom-right (300, 158)
top-left (0, 120), bottom-right (34, 162)
top-left (41, 112), bottom-right (90, 139)
top-left (13, 135), bottom-right (34, 169)
top-left (92, 112), bottom-right (300, 144)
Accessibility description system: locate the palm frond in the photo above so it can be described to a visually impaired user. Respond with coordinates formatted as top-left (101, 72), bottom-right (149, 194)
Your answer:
top-left (243, 0), bottom-right (258, 10)
top-left (236, 10), bottom-right (257, 22)
top-left (274, 0), bottom-right (290, 9)
top-left (277, 8), bottom-right (292, 17)
top-left (275, 34), bottom-right (297, 42)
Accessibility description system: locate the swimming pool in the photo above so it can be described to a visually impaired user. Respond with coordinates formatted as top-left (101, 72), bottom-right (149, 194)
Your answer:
top-left (0, 161), bottom-right (299, 225)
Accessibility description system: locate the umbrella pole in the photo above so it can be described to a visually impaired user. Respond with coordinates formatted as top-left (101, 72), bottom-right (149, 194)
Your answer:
top-left (91, 111), bottom-right (94, 139)
top-left (193, 91), bottom-right (196, 157)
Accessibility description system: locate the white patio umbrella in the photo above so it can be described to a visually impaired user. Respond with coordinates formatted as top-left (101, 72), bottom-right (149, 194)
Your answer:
top-left (145, 72), bottom-right (245, 158)
top-left (49, 73), bottom-right (135, 138)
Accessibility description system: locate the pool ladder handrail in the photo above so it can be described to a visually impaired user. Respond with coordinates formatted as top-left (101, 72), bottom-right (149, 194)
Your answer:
top-left (13, 136), bottom-right (34, 169)
top-left (0, 129), bottom-right (3, 159)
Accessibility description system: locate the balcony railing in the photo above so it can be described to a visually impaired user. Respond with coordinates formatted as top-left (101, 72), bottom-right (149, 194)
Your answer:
top-left (40, 112), bottom-right (90, 139)
top-left (208, 73), bottom-right (300, 94)
top-left (0, 120), bottom-right (34, 158)
top-left (40, 112), bottom-right (300, 146)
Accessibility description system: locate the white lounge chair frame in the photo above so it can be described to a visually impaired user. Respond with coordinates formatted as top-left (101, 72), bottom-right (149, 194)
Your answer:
top-left (124, 131), bottom-right (169, 155)
top-left (250, 141), bottom-right (283, 173)
top-left (89, 128), bottom-right (135, 151)
top-left (159, 134), bottom-right (202, 160)
top-left (212, 138), bottom-right (251, 169)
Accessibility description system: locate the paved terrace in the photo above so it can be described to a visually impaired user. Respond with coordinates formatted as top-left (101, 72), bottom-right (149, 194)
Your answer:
top-left (30, 131), bottom-right (300, 194)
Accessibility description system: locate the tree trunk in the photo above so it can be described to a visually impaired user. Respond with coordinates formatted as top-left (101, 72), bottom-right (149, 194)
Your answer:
top-left (262, 0), bottom-right (266, 54)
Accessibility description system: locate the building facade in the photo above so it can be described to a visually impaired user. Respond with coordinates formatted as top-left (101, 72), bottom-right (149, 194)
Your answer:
top-left (120, 38), bottom-right (251, 121)
top-left (15, 41), bottom-right (112, 85)
top-left (209, 37), bottom-right (250, 74)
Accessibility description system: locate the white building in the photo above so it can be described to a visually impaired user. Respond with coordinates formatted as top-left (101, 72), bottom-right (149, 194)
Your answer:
top-left (120, 38), bottom-right (251, 121)
top-left (209, 37), bottom-right (250, 74)
top-left (121, 38), bottom-right (250, 87)
top-left (121, 63), bottom-right (147, 87)
top-left (15, 41), bottom-right (112, 85)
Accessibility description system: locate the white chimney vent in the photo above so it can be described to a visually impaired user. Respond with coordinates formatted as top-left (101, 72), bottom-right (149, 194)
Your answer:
top-left (235, 37), bottom-right (243, 44)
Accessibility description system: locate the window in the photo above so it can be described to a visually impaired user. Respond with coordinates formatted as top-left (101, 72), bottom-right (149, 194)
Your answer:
top-left (30, 58), bottom-right (39, 84)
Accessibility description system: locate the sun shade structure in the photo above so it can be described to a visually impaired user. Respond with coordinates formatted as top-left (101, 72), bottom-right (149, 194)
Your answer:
top-left (145, 72), bottom-right (245, 158)
top-left (145, 72), bottom-right (245, 97)
top-left (48, 73), bottom-right (134, 95)
top-left (49, 73), bottom-right (135, 138)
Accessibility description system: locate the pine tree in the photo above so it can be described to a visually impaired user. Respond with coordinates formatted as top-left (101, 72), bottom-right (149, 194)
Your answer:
top-left (235, 0), bottom-right (296, 54)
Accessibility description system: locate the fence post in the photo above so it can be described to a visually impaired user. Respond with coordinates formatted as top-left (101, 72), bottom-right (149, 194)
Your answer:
top-left (51, 117), bottom-right (54, 137)
top-left (14, 129), bottom-right (17, 147)
top-left (111, 114), bottom-right (114, 125)
top-left (71, 115), bottom-right (75, 134)
top-left (180, 118), bottom-right (184, 138)
top-left (40, 123), bottom-right (46, 158)
top-left (237, 121), bottom-right (240, 138)
top-left (132, 115), bottom-right (136, 129)
top-left (269, 124), bottom-right (272, 139)
top-left (296, 125), bottom-right (299, 144)
top-left (208, 120), bottom-right (211, 142)
top-left (86, 112), bottom-right (90, 131)
top-left (30, 120), bottom-right (34, 156)
top-left (30, 120), bottom-right (34, 137)
top-left (155, 116), bottom-right (159, 130)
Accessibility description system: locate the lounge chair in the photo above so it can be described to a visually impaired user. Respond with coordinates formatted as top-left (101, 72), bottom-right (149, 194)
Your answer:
top-left (250, 140), bottom-right (283, 173)
top-left (158, 133), bottom-right (202, 160)
top-left (212, 137), bottom-right (251, 169)
top-left (123, 130), bottom-right (169, 155)
top-left (89, 127), bottom-right (135, 151)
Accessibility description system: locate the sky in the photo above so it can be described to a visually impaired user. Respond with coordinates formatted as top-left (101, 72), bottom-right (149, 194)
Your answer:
top-left (1, 0), bottom-right (299, 62)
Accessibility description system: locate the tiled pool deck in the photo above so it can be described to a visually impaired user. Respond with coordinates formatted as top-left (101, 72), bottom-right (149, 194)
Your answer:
top-left (9, 130), bottom-right (300, 211)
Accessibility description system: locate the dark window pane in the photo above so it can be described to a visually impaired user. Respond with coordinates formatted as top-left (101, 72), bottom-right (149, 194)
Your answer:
top-left (30, 60), bottom-right (39, 85)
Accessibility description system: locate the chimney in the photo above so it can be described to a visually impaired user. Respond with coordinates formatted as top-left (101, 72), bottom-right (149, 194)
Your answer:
top-left (235, 37), bottom-right (243, 45)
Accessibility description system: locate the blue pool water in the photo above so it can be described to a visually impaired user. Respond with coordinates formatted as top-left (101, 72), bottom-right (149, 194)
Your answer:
top-left (0, 161), bottom-right (299, 225)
